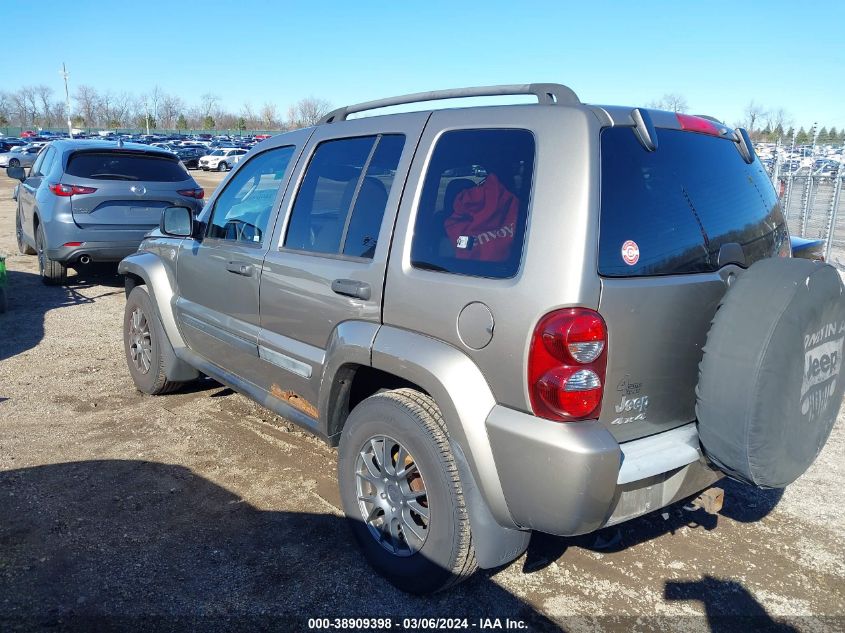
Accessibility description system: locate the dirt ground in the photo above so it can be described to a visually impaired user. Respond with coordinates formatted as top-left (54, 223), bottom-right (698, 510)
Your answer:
top-left (0, 169), bottom-right (843, 632)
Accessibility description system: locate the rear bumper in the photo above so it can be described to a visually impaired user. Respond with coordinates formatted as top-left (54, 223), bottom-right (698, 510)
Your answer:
top-left (47, 240), bottom-right (146, 263)
top-left (485, 407), bottom-right (721, 536)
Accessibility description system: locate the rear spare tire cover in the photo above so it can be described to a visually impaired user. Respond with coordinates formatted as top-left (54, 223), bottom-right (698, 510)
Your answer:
top-left (697, 257), bottom-right (845, 488)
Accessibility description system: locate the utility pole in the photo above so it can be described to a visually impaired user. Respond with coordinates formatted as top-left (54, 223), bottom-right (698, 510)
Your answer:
top-left (60, 63), bottom-right (73, 138)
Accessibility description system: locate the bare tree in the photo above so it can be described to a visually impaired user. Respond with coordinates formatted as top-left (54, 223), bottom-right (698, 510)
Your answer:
top-left (216, 112), bottom-right (237, 131)
top-left (100, 91), bottom-right (115, 128)
top-left (35, 85), bottom-right (54, 127)
top-left (159, 94), bottom-right (184, 130)
top-left (241, 102), bottom-right (258, 129)
top-left (23, 87), bottom-right (39, 127)
top-left (50, 100), bottom-right (67, 128)
top-left (0, 91), bottom-right (12, 126)
top-left (742, 100), bottom-right (767, 132)
top-left (663, 93), bottom-right (688, 113)
top-left (286, 97), bottom-right (331, 129)
top-left (260, 102), bottom-right (278, 129)
top-left (74, 85), bottom-right (100, 128)
top-left (10, 88), bottom-right (35, 127)
top-left (647, 93), bottom-right (688, 113)
top-left (148, 85), bottom-right (163, 123)
top-left (763, 107), bottom-right (792, 140)
top-left (185, 105), bottom-right (204, 130)
top-left (111, 92), bottom-right (133, 128)
top-left (200, 93), bottom-right (220, 118)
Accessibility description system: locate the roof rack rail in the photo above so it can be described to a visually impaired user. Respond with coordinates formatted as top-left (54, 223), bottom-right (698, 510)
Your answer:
top-left (319, 83), bottom-right (580, 124)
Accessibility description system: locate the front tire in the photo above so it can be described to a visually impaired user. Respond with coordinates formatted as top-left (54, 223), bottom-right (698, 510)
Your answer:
top-left (123, 285), bottom-right (183, 395)
top-left (16, 208), bottom-right (36, 255)
top-left (338, 388), bottom-right (477, 594)
top-left (217, 161), bottom-right (228, 172)
top-left (9, 158), bottom-right (20, 167)
top-left (35, 223), bottom-right (67, 285)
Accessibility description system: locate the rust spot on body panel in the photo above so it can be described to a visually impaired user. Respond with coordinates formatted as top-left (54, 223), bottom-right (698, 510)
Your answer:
top-left (270, 384), bottom-right (318, 418)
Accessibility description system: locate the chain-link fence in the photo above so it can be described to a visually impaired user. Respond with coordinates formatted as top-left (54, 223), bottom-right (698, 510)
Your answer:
top-left (771, 164), bottom-right (845, 266)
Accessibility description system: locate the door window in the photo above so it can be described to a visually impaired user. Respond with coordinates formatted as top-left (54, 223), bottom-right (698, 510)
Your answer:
top-left (284, 134), bottom-right (404, 258)
top-left (206, 145), bottom-right (295, 244)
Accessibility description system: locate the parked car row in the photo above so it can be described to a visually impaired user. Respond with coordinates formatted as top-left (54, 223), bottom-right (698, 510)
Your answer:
top-left (0, 131), bottom-right (275, 172)
top-left (757, 142), bottom-right (844, 177)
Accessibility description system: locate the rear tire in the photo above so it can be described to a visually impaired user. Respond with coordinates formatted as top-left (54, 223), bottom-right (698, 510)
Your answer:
top-left (338, 388), bottom-right (477, 594)
top-left (123, 285), bottom-right (184, 395)
top-left (16, 208), bottom-right (36, 255)
top-left (35, 223), bottom-right (67, 285)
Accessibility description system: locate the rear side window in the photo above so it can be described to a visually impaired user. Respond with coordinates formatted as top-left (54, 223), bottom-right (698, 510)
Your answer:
top-left (411, 129), bottom-right (535, 279)
top-left (65, 151), bottom-right (189, 182)
top-left (284, 134), bottom-right (404, 258)
top-left (599, 127), bottom-right (787, 277)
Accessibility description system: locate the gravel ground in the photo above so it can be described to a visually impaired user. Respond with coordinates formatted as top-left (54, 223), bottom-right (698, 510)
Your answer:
top-left (0, 169), bottom-right (843, 632)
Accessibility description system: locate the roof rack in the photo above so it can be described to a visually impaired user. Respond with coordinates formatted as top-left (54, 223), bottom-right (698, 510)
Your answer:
top-left (319, 83), bottom-right (580, 124)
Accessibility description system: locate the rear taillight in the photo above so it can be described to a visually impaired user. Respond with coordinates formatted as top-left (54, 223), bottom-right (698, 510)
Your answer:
top-left (48, 183), bottom-right (97, 197)
top-left (676, 113), bottom-right (725, 137)
top-left (177, 188), bottom-right (204, 199)
top-left (528, 308), bottom-right (607, 422)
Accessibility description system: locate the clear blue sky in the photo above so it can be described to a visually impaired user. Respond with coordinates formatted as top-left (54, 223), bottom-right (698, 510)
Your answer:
top-left (1, 0), bottom-right (843, 130)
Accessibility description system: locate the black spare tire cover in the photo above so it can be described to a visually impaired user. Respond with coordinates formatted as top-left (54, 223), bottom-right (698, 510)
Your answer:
top-left (697, 257), bottom-right (845, 488)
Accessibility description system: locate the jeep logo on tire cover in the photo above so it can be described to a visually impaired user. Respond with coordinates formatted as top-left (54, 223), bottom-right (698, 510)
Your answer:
top-left (801, 321), bottom-right (845, 421)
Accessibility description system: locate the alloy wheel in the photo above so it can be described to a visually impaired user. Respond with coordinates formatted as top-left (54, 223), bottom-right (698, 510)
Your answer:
top-left (128, 307), bottom-right (153, 374)
top-left (16, 211), bottom-right (25, 252)
top-left (355, 435), bottom-right (429, 557)
top-left (36, 228), bottom-right (45, 276)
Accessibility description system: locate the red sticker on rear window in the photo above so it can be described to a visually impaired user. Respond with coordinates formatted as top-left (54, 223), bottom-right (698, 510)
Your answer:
top-left (621, 240), bottom-right (640, 266)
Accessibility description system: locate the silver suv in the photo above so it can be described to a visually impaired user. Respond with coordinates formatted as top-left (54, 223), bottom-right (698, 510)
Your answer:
top-left (118, 84), bottom-right (845, 594)
top-left (8, 140), bottom-right (204, 284)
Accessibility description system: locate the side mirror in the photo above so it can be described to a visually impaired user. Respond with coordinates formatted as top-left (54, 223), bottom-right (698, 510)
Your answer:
top-left (160, 206), bottom-right (195, 238)
top-left (6, 166), bottom-right (26, 182)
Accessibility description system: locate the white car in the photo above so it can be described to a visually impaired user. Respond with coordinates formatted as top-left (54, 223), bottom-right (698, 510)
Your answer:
top-left (199, 148), bottom-right (247, 171)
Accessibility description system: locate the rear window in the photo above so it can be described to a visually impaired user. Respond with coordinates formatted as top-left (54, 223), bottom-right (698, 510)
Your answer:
top-left (65, 151), bottom-right (189, 182)
top-left (599, 127), bottom-right (787, 277)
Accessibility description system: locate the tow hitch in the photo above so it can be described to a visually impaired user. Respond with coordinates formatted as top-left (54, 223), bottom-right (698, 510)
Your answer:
top-left (685, 487), bottom-right (724, 514)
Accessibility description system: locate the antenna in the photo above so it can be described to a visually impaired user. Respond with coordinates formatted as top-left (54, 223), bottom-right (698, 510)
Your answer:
top-left (60, 63), bottom-right (73, 138)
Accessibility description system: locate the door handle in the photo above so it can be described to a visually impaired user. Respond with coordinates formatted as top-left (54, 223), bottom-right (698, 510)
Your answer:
top-left (226, 260), bottom-right (254, 277)
top-left (331, 278), bottom-right (371, 300)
